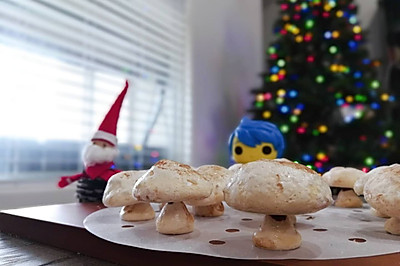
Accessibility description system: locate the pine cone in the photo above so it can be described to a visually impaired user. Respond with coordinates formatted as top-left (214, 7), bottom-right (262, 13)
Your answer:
top-left (76, 177), bottom-right (107, 203)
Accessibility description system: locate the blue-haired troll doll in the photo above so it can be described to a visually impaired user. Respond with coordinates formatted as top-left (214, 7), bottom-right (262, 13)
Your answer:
top-left (228, 117), bottom-right (285, 163)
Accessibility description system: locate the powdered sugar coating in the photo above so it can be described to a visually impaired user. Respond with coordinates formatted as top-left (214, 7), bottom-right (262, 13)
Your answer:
top-left (224, 159), bottom-right (333, 215)
top-left (133, 159), bottom-right (212, 203)
top-left (185, 165), bottom-right (232, 206)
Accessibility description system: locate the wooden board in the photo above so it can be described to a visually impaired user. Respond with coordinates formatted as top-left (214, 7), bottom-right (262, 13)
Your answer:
top-left (0, 203), bottom-right (399, 266)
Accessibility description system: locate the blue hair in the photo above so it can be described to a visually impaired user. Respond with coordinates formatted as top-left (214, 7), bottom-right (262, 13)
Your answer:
top-left (228, 117), bottom-right (285, 158)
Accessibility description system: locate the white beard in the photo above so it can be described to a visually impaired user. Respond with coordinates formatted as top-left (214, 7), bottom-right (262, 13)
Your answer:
top-left (82, 143), bottom-right (119, 167)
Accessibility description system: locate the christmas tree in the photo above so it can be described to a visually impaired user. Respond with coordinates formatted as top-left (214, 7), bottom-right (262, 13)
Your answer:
top-left (248, 0), bottom-right (400, 173)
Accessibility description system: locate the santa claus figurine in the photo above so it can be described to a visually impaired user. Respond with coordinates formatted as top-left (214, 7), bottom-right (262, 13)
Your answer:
top-left (57, 80), bottom-right (129, 202)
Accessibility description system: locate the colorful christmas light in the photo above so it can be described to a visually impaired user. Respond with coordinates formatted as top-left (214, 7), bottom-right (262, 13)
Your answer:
top-left (353, 25), bottom-right (362, 34)
top-left (332, 30), bottom-right (340, 38)
top-left (329, 46), bottom-right (338, 54)
top-left (288, 89), bottom-right (298, 98)
top-left (280, 124), bottom-right (290, 133)
top-left (385, 130), bottom-right (393, 138)
top-left (277, 89), bottom-right (286, 97)
top-left (277, 59), bottom-right (286, 67)
top-left (371, 80), bottom-right (380, 89)
top-left (305, 19), bottom-right (314, 29)
top-left (336, 10), bottom-right (344, 17)
top-left (315, 75), bottom-right (325, 83)
top-left (290, 115), bottom-right (299, 123)
top-left (318, 125), bottom-right (328, 133)
top-left (263, 111), bottom-right (272, 119)
top-left (264, 92), bottom-right (272, 100)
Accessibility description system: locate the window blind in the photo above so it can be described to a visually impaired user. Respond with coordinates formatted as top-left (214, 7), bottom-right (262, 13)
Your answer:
top-left (0, 0), bottom-right (191, 180)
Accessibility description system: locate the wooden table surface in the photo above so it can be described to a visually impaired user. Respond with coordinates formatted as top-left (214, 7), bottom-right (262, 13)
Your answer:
top-left (0, 232), bottom-right (115, 265)
top-left (0, 203), bottom-right (399, 266)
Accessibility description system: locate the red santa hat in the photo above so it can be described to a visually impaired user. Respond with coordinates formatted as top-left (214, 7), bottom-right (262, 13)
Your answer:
top-left (91, 80), bottom-right (129, 146)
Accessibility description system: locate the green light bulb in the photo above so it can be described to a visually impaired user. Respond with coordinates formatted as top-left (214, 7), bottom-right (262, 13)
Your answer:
top-left (354, 110), bottom-right (363, 119)
top-left (371, 80), bottom-right (380, 89)
top-left (306, 165), bottom-right (314, 170)
top-left (385, 130), bottom-right (394, 138)
top-left (276, 97), bottom-right (284, 104)
top-left (355, 94), bottom-right (363, 101)
top-left (316, 75), bottom-right (325, 83)
top-left (305, 20), bottom-right (314, 29)
top-left (334, 92), bottom-right (342, 99)
top-left (277, 59), bottom-right (286, 67)
top-left (268, 47), bottom-right (276, 54)
top-left (329, 46), bottom-right (338, 54)
top-left (280, 124), bottom-right (290, 133)
top-left (290, 115), bottom-right (299, 123)
top-left (364, 157), bottom-right (374, 166)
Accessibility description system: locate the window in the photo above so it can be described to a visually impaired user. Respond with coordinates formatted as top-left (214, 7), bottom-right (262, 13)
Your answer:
top-left (0, 0), bottom-right (191, 181)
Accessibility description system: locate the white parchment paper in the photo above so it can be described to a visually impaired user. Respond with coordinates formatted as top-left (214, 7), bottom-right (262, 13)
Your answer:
top-left (83, 204), bottom-right (400, 260)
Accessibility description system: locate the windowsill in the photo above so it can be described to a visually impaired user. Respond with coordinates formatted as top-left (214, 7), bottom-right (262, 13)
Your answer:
top-left (0, 179), bottom-right (78, 210)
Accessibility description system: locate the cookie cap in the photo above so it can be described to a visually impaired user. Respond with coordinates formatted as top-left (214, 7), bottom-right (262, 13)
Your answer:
top-left (322, 167), bottom-right (365, 188)
top-left (224, 159), bottom-right (332, 215)
top-left (185, 165), bottom-right (232, 206)
top-left (102, 170), bottom-right (147, 207)
top-left (354, 166), bottom-right (388, 195)
top-left (133, 159), bottom-right (212, 203)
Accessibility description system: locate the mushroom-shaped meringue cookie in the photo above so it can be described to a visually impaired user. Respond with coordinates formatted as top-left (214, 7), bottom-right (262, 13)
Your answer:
top-left (133, 159), bottom-right (212, 235)
top-left (185, 165), bottom-right (232, 217)
top-left (224, 159), bottom-right (332, 250)
top-left (102, 170), bottom-right (155, 221)
top-left (354, 166), bottom-right (390, 218)
top-left (364, 164), bottom-right (400, 235)
top-left (322, 167), bottom-right (365, 208)
top-left (354, 166), bottom-right (389, 196)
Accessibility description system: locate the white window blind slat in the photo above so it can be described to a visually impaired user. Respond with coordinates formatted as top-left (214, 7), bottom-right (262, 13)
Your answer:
top-left (90, 0), bottom-right (186, 43)
top-left (0, 32), bottom-right (177, 89)
top-left (132, 0), bottom-right (186, 27)
top-left (39, 0), bottom-right (185, 57)
top-left (120, 0), bottom-right (186, 38)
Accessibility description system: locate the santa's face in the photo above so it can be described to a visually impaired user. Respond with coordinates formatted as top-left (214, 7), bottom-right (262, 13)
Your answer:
top-left (82, 140), bottom-right (119, 167)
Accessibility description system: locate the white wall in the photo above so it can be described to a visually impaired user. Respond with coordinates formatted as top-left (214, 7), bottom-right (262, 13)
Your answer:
top-left (189, 0), bottom-right (263, 167)
top-left (355, 0), bottom-right (386, 60)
